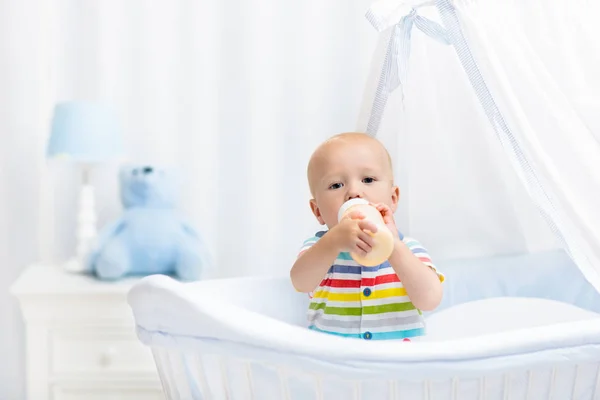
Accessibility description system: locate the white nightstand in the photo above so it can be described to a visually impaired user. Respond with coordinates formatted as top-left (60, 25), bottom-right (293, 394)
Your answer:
top-left (10, 265), bottom-right (163, 400)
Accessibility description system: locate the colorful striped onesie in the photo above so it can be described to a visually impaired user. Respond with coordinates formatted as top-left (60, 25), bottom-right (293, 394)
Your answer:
top-left (299, 230), bottom-right (444, 341)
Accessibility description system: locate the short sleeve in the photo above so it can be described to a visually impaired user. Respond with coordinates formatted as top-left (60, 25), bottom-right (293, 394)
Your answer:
top-left (297, 235), bottom-right (320, 258)
top-left (403, 237), bottom-right (445, 283)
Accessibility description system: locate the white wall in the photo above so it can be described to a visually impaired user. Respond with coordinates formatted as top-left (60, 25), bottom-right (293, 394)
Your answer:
top-left (0, 1), bottom-right (376, 398)
top-left (0, 2), bottom-right (46, 398)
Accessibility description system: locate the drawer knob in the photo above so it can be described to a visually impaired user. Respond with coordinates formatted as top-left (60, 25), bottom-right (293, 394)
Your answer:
top-left (98, 347), bottom-right (118, 367)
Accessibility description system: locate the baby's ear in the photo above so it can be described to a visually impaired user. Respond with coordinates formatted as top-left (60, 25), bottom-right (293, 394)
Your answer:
top-left (391, 186), bottom-right (400, 212)
top-left (309, 199), bottom-right (326, 225)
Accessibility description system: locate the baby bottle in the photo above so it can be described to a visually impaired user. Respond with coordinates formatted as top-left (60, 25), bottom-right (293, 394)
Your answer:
top-left (337, 198), bottom-right (394, 266)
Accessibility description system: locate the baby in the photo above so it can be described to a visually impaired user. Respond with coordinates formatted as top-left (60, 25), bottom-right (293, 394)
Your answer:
top-left (290, 132), bottom-right (444, 341)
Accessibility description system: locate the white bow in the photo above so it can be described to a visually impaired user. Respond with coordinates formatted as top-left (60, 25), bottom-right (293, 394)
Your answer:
top-left (363, 0), bottom-right (451, 135)
top-left (366, 0), bottom-right (437, 32)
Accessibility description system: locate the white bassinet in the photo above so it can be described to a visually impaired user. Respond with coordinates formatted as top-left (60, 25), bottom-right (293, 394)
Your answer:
top-left (128, 250), bottom-right (600, 399)
top-left (127, 0), bottom-right (600, 396)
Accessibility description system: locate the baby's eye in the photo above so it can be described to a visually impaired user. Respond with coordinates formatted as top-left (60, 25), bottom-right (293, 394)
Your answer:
top-left (328, 182), bottom-right (343, 190)
top-left (363, 177), bottom-right (376, 184)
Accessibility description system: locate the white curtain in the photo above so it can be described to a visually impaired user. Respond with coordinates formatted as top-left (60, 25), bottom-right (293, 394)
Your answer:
top-left (1, 0), bottom-right (375, 397)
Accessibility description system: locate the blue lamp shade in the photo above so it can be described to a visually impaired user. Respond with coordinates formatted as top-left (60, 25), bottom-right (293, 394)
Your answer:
top-left (47, 101), bottom-right (125, 163)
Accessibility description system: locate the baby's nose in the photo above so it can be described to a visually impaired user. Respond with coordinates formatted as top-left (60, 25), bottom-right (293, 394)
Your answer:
top-left (345, 192), bottom-right (362, 201)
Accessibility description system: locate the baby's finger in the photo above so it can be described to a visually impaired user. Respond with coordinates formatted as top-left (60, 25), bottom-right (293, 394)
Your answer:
top-left (376, 203), bottom-right (390, 214)
top-left (347, 210), bottom-right (365, 220)
top-left (358, 219), bottom-right (378, 234)
top-left (355, 241), bottom-right (370, 256)
top-left (358, 231), bottom-right (375, 248)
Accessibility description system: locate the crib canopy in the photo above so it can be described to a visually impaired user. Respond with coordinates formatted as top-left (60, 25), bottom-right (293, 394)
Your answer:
top-left (357, 0), bottom-right (600, 292)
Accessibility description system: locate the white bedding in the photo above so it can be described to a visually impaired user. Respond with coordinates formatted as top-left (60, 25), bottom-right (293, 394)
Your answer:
top-left (128, 251), bottom-right (600, 399)
top-left (426, 297), bottom-right (600, 341)
top-left (129, 258), bottom-right (600, 381)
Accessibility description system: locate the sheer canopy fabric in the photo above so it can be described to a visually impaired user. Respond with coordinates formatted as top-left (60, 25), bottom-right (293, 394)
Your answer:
top-left (358, 0), bottom-right (600, 290)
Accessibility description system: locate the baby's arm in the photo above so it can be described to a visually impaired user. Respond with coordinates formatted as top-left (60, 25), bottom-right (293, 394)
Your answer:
top-left (374, 202), bottom-right (443, 311)
top-left (290, 214), bottom-right (377, 293)
top-left (290, 231), bottom-right (340, 293)
top-left (388, 240), bottom-right (443, 311)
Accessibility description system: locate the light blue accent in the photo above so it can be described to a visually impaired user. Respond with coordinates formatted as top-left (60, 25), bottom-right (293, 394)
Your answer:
top-left (86, 165), bottom-right (213, 281)
top-left (302, 237), bottom-right (319, 247)
top-left (47, 101), bottom-right (124, 163)
top-left (308, 325), bottom-right (425, 340)
top-left (369, 328), bottom-right (425, 340)
top-left (336, 252), bottom-right (354, 261)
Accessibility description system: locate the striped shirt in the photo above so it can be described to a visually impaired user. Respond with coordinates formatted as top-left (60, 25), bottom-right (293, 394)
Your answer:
top-left (299, 230), bottom-right (444, 341)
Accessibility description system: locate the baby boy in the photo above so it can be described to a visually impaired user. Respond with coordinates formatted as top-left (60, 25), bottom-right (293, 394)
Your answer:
top-left (290, 132), bottom-right (444, 341)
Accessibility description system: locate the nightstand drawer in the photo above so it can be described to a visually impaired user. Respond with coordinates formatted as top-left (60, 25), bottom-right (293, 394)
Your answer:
top-left (53, 383), bottom-right (163, 400)
top-left (50, 327), bottom-right (156, 375)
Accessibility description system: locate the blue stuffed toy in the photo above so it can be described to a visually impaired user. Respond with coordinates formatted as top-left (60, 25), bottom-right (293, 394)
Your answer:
top-left (86, 165), bottom-right (213, 281)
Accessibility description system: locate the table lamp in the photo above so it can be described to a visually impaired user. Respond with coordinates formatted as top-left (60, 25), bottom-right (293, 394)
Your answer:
top-left (47, 101), bottom-right (125, 273)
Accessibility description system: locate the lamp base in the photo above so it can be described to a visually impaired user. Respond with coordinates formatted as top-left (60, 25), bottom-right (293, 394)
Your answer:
top-left (64, 257), bottom-right (86, 273)
top-left (63, 181), bottom-right (97, 274)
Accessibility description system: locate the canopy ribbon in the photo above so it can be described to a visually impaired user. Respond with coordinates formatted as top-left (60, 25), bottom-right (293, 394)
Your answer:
top-left (364, 0), bottom-right (451, 135)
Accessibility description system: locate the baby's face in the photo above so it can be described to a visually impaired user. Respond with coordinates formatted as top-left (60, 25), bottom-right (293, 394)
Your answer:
top-left (308, 137), bottom-right (398, 229)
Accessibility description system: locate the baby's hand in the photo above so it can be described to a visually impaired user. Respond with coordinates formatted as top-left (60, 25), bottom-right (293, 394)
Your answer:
top-left (332, 211), bottom-right (378, 257)
top-left (373, 203), bottom-right (400, 240)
